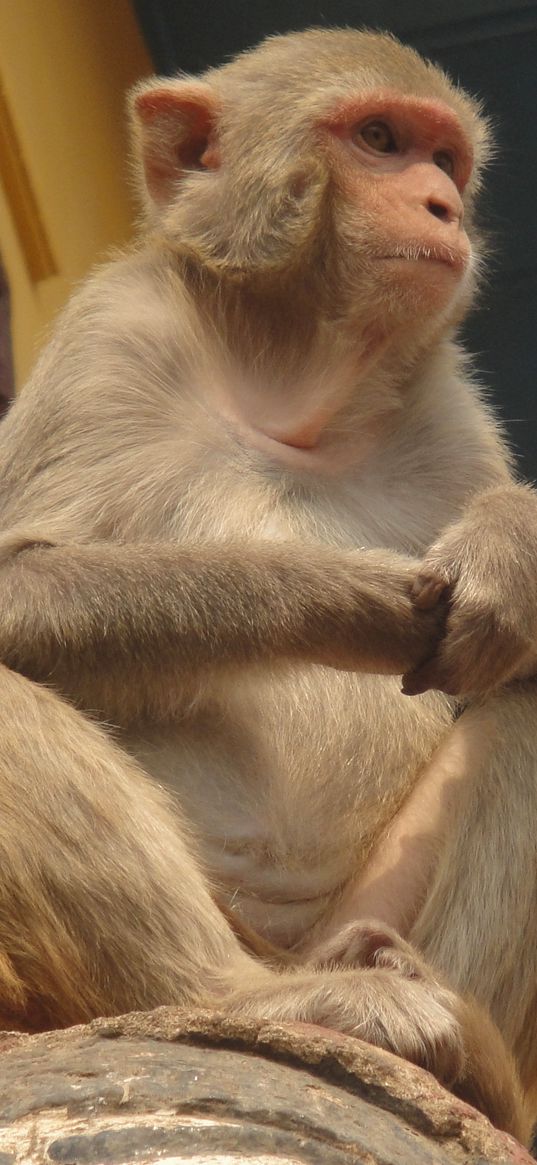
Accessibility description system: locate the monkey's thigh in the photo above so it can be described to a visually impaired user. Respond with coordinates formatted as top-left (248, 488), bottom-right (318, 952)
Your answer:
top-left (0, 663), bottom-right (241, 1030)
top-left (411, 681), bottom-right (537, 1088)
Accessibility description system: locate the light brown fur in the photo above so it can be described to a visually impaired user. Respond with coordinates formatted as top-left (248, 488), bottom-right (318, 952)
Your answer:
top-left (0, 28), bottom-right (535, 1144)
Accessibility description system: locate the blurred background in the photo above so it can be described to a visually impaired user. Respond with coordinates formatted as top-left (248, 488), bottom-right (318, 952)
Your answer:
top-left (0, 1), bottom-right (535, 474)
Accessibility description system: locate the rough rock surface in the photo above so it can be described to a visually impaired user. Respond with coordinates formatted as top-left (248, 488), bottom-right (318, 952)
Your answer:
top-left (0, 1008), bottom-right (533, 1164)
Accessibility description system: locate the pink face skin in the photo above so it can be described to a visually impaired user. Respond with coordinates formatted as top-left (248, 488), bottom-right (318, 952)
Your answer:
top-left (324, 92), bottom-right (473, 271)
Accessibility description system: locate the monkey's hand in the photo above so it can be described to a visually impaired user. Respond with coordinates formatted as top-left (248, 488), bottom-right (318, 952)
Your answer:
top-left (402, 484), bottom-right (537, 697)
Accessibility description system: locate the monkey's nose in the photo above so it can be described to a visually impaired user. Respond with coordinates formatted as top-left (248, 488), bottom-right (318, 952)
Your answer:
top-left (427, 199), bottom-right (451, 223)
top-left (426, 197), bottom-right (462, 226)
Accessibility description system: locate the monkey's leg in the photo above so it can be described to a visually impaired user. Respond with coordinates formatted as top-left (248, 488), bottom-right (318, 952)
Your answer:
top-left (0, 663), bottom-right (256, 1030)
top-left (409, 682), bottom-right (537, 1101)
top-left (296, 700), bottom-right (533, 1141)
top-left (305, 709), bottom-right (477, 947)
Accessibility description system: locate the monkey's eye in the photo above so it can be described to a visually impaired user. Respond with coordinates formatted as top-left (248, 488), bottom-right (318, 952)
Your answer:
top-left (433, 150), bottom-right (455, 178)
top-left (355, 120), bottom-right (397, 154)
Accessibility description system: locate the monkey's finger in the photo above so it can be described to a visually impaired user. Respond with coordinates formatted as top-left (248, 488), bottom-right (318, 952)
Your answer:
top-left (411, 571), bottom-right (451, 610)
top-left (402, 634), bottom-right (467, 694)
top-left (401, 659), bottom-right (449, 696)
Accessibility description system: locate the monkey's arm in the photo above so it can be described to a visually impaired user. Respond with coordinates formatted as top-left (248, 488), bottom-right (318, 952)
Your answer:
top-left (403, 482), bottom-right (537, 697)
top-left (0, 535), bottom-right (442, 697)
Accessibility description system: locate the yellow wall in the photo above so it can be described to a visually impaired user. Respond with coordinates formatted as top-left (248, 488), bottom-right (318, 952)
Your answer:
top-left (0, 0), bottom-right (152, 384)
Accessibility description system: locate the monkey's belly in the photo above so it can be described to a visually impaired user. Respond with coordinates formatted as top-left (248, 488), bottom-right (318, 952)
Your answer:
top-left (128, 671), bottom-right (453, 947)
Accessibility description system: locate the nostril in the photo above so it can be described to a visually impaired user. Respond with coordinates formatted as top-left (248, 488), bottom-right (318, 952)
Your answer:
top-left (427, 199), bottom-right (451, 223)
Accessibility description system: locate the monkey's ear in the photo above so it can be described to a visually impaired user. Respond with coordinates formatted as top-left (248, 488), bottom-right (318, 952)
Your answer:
top-left (131, 80), bottom-right (221, 208)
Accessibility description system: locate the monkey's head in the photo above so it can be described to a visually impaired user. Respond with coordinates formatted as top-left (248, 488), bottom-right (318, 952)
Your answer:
top-left (131, 29), bottom-right (490, 338)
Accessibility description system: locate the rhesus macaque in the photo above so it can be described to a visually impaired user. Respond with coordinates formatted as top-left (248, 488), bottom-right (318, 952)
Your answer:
top-left (0, 27), bottom-right (536, 1142)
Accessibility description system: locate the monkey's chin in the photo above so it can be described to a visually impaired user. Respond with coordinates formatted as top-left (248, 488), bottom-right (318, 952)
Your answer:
top-left (377, 254), bottom-right (469, 322)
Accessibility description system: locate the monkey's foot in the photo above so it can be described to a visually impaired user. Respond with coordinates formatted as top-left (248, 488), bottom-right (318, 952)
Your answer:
top-left (221, 958), bottom-right (464, 1087)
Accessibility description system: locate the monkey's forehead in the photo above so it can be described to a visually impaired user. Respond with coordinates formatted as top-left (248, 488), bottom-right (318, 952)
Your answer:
top-left (209, 28), bottom-right (485, 144)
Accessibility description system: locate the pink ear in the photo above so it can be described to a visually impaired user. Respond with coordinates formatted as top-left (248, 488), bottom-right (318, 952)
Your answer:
top-left (133, 81), bottom-right (220, 207)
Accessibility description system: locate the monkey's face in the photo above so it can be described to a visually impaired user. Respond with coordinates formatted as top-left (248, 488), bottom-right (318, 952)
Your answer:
top-left (321, 91), bottom-right (475, 330)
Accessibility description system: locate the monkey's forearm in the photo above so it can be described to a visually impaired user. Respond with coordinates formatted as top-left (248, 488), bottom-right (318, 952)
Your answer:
top-left (0, 537), bottom-right (438, 685)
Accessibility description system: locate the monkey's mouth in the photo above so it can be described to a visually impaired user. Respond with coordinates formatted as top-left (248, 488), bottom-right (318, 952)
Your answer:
top-left (380, 244), bottom-right (468, 270)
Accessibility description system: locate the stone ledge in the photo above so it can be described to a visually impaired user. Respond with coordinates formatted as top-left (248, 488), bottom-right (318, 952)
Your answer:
top-left (0, 1008), bottom-right (532, 1164)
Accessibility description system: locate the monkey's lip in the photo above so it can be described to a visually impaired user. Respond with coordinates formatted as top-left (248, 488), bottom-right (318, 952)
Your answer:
top-left (380, 246), bottom-right (468, 270)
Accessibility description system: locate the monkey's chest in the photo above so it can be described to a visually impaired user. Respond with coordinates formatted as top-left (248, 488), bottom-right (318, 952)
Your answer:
top-left (129, 667), bottom-right (451, 946)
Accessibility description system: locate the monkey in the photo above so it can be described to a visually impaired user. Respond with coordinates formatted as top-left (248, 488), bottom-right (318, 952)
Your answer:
top-left (0, 26), bottom-right (536, 1143)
